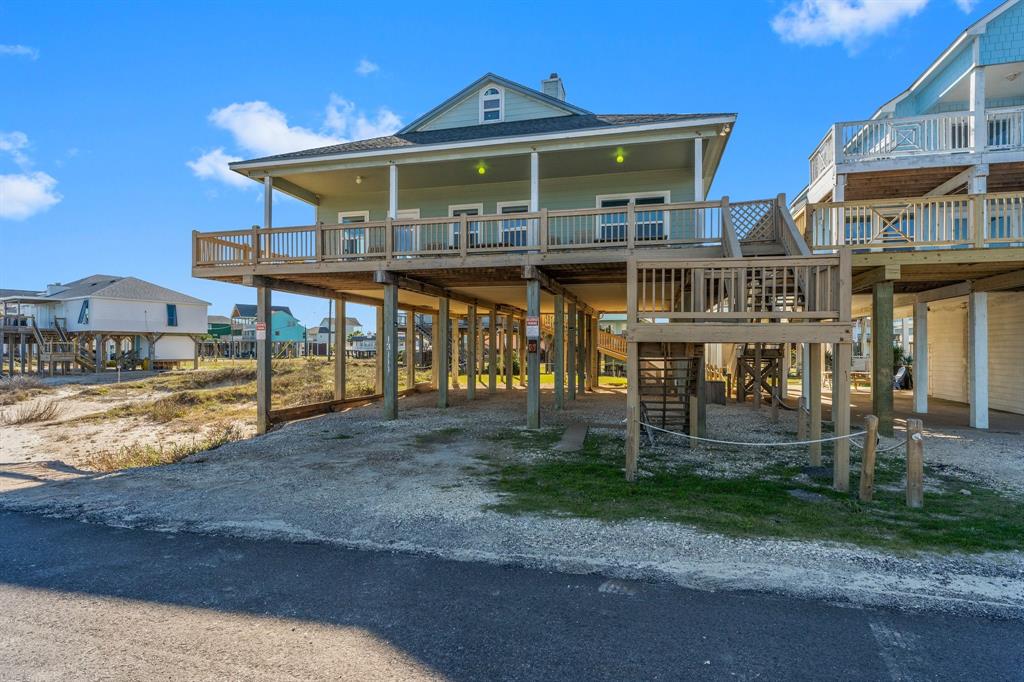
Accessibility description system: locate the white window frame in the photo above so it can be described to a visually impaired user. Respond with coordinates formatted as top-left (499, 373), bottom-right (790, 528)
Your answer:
top-left (449, 203), bottom-right (485, 248)
top-left (336, 210), bottom-right (372, 256)
top-left (594, 191), bottom-right (671, 242)
top-left (479, 86), bottom-right (505, 124)
top-left (497, 200), bottom-right (531, 247)
top-left (337, 210), bottom-right (370, 223)
top-left (394, 208), bottom-right (421, 254)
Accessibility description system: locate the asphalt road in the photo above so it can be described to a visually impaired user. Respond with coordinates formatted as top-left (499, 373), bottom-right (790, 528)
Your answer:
top-left (0, 512), bottom-right (1020, 681)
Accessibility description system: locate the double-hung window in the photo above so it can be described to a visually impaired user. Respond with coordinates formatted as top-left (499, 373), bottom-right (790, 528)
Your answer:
top-left (497, 201), bottom-right (530, 247)
top-left (596, 193), bottom-right (669, 242)
top-left (166, 304), bottom-right (178, 327)
top-left (337, 211), bottom-right (372, 256)
top-left (449, 204), bottom-right (483, 248)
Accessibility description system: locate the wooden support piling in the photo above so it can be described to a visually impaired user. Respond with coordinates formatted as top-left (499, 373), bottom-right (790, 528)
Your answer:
top-left (255, 286), bottom-right (272, 435)
top-left (382, 283), bottom-right (399, 420)
top-left (405, 308), bottom-right (415, 393)
top-left (526, 279), bottom-right (540, 429)
top-left (859, 415), bottom-right (878, 502)
top-left (488, 307), bottom-right (497, 394)
top-left (554, 293), bottom-right (565, 410)
top-left (437, 298), bottom-right (450, 408)
top-left (808, 342), bottom-right (822, 466)
top-left (466, 305), bottom-right (477, 401)
top-left (906, 418), bottom-right (924, 508)
top-left (567, 301), bottom-right (577, 401)
top-left (833, 341), bottom-right (852, 492)
top-left (872, 281), bottom-right (894, 437)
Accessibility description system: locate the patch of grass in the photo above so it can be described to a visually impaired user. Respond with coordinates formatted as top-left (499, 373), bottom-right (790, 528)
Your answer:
top-left (0, 375), bottom-right (49, 406)
top-left (83, 425), bottom-right (242, 472)
top-left (485, 427), bottom-right (562, 450)
top-left (414, 426), bottom-right (466, 446)
top-left (0, 398), bottom-right (62, 425)
top-left (481, 433), bottom-right (1024, 554)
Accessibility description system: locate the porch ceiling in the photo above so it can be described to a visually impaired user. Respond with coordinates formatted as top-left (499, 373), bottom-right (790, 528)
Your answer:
top-left (844, 165), bottom-right (968, 200)
top-left (940, 61), bottom-right (1024, 105)
top-left (272, 138), bottom-right (698, 200)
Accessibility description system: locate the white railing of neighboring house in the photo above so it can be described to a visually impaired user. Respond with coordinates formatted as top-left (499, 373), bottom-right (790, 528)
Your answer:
top-left (192, 197), bottom-right (784, 268)
top-left (809, 106), bottom-right (1024, 178)
top-left (806, 191), bottom-right (1024, 251)
top-left (809, 128), bottom-right (835, 183)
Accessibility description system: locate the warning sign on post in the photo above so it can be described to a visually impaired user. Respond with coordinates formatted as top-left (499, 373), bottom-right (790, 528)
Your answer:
top-left (526, 315), bottom-right (540, 340)
top-left (255, 322), bottom-right (267, 341)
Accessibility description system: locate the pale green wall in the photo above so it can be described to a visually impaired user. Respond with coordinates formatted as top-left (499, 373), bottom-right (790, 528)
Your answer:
top-left (317, 168), bottom-right (694, 223)
top-left (417, 82), bottom-right (570, 131)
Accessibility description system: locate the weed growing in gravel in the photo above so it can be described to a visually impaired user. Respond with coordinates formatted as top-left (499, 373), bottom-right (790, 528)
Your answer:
top-left (481, 431), bottom-right (1024, 554)
top-left (84, 425), bottom-right (242, 472)
top-left (414, 427), bottom-right (466, 446)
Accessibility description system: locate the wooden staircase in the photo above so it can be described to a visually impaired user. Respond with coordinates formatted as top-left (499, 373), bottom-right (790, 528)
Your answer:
top-left (539, 315), bottom-right (627, 362)
top-left (636, 343), bottom-right (702, 436)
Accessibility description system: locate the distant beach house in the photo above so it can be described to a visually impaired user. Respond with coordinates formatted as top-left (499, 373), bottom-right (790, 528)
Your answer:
top-left (1, 274), bottom-right (208, 374)
top-left (227, 303), bottom-right (304, 356)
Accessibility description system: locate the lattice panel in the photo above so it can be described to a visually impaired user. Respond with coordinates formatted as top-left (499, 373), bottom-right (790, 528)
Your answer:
top-left (730, 201), bottom-right (777, 242)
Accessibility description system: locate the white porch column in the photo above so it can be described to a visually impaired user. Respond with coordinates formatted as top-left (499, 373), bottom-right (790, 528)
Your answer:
top-left (529, 151), bottom-right (539, 211)
top-left (901, 317), bottom-right (911, 350)
top-left (388, 163), bottom-right (398, 218)
top-left (530, 151), bottom-right (539, 247)
top-left (834, 173), bottom-right (846, 202)
top-left (970, 38), bottom-right (986, 152)
top-left (264, 175), bottom-right (273, 227)
top-left (913, 302), bottom-right (928, 414)
top-left (968, 292), bottom-right (989, 429)
top-left (693, 137), bottom-right (704, 201)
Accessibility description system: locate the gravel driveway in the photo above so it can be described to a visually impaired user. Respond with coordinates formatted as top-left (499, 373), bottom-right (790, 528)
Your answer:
top-left (2, 389), bottom-right (1022, 617)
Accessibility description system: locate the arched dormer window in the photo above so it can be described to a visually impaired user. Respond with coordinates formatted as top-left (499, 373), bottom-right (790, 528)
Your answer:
top-left (479, 86), bottom-right (504, 124)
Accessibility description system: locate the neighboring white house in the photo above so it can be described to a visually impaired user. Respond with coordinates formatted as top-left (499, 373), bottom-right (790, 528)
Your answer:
top-left (1, 274), bottom-right (209, 371)
top-left (314, 316), bottom-right (363, 345)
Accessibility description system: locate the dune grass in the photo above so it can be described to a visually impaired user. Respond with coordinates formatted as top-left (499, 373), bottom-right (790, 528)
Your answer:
top-left (84, 425), bottom-right (243, 472)
top-left (0, 397), bottom-right (62, 425)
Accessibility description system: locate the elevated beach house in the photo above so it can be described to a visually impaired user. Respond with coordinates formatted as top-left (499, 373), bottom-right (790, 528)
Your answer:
top-left (192, 72), bottom-right (856, 486)
top-left (1, 274), bottom-right (209, 374)
top-left (797, 0), bottom-right (1024, 430)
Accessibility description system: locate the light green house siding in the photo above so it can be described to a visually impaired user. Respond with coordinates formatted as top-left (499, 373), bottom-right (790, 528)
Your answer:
top-left (317, 168), bottom-right (694, 223)
top-left (417, 82), bottom-right (570, 131)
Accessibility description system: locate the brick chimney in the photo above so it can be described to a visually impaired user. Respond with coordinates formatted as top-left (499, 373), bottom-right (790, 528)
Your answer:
top-left (541, 73), bottom-right (565, 101)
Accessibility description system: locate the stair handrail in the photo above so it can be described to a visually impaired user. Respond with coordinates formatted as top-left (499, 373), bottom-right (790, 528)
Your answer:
top-left (721, 196), bottom-right (743, 258)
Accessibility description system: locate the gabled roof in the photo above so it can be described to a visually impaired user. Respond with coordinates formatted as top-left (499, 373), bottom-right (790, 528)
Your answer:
top-left (1, 275), bottom-right (209, 305)
top-left (398, 73), bottom-right (592, 134)
top-left (874, 0), bottom-right (1019, 118)
top-left (208, 315), bottom-right (232, 325)
top-left (232, 303), bottom-right (293, 318)
top-left (235, 113), bottom-right (731, 166)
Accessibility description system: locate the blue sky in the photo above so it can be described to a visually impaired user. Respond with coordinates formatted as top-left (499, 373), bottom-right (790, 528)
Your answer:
top-left (0, 0), bottom-right (994, 329)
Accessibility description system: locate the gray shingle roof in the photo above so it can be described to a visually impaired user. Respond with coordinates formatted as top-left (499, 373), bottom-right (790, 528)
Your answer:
top-left (3, 275), bottom-right (209, 305)
top-left (233, 304), bottom-right (293, 318)
top-left (234, 113), bottom-right (733, 166)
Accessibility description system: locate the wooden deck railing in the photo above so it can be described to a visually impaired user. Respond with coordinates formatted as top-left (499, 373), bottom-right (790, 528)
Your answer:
top-left (628, 255), bottom-right (846, 325)
top-left (192, 197), bottom-right (781, 268)
top-left (806, 191), bottom-right (1024, 251)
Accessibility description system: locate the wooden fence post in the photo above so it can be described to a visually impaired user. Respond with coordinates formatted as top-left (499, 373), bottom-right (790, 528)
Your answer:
top-left (906, 418), bottom-right (924, 508)
top-left (859, 415), bottom-right (878, 503)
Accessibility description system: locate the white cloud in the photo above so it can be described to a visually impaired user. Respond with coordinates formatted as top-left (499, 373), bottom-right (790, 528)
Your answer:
top-left (0, 172), bottom-right (61, 220)
top-left (186, 148), bottom-right (249, 188)
top-left (208, 101), bottom-right (342, 157)
top-left (953, 0), bottom-right (977, 11)
top-left (771, 0), bottom-right (929, 51)
top-left (355, 58), bottom-right (380, 76)
top-left (0, 44), bottom-right (39, 60)
top-left (190, 96), bottom-right (403, 188)
top-left (324, 94), bottom-right (403, 140)
top-left (0, 131), bottom-right (31, 168)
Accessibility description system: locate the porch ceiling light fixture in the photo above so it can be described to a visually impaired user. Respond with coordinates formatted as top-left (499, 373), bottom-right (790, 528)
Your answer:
top-left (1007, 72), bottom-right (1020, 82)
top-left (614, 147), bottom-right (626, 164)
top-left (476, 161), bottom-right (488, 175)
top-left (355, 175), bottom-right (364, 184)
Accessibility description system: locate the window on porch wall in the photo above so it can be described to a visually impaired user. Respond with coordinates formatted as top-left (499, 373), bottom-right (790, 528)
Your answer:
top-left (598, 196), bottom-right (667, 242)
top-left (499, 203), bottom-right (530, 247)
